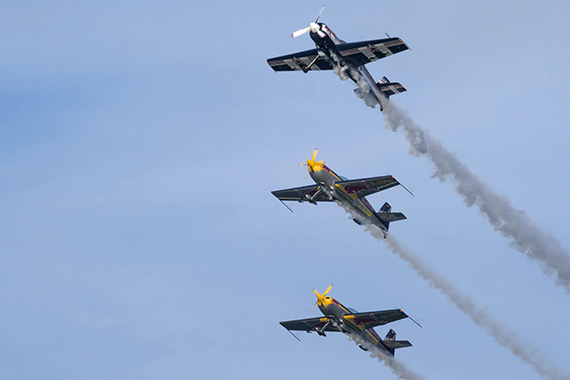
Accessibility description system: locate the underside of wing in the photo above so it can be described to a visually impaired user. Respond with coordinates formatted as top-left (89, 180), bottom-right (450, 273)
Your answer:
top-left (349, 309), bottom-right (409, 329)
top-left (383, 340), bottom-right (413, 349)
top-left (336, 37), bottom-right (409, 67)
top-left (335, 175), bottom-right (400, 198)
top-left (267, 49), bottom-right (333, 72)
top-left (271, 185), bottom-right (335, 203)
top-left (280, 317), bottom-right (340, 332)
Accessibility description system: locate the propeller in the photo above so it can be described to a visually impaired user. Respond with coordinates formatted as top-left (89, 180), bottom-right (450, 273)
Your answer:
top-left (299, 149), bottom-right (325, 173)
top-left (309, 284), bottom-right (333, 310)
top-left (291, 5), bottom-right (327, 38)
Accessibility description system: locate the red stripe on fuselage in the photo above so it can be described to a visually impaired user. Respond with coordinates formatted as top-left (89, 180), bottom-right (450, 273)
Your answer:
top-left (323, 165), bottom-right (343, 182)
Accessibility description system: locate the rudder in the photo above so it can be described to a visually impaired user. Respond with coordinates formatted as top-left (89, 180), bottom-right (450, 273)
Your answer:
top-left (384, 329), bottom-right (397, 356)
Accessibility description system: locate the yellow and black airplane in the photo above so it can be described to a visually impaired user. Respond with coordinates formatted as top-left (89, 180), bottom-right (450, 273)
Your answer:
top-left (280, 285), bottom-right (416, 356)
top-left (272, 149), bottom-right (409, 238)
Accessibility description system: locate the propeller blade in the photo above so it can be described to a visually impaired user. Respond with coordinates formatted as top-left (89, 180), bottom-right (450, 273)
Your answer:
top-left (311, 148), bottom-right (319, 161)
top-left (309, 300), bottom-right (318, 311)
top-left (292, 26), bottom-right (311, 38)
top-left (310, 288), bottom-right (321, 310)
top-left (315, 5), bottom-right (326, 23)
top-left (323, 284), bottom-right (333, 296)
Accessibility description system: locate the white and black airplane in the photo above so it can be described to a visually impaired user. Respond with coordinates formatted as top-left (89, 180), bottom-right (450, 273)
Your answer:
top-left (267, 9), bottom-right (410, 110)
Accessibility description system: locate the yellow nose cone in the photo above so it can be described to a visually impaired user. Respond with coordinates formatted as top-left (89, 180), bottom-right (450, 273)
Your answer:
top-left (306, 159), bottom-right (324, 172)
top-left (313, 285), bottom-right (333, 306)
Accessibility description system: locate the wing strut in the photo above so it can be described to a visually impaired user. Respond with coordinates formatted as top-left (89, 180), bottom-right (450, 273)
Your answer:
top-left (302, 54), bottom-right (321, 73)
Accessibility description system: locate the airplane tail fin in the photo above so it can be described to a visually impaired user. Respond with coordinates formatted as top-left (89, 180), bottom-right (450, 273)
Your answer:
top-left (383, 329), bottom-right (413, 356)
top-left (375, 202), bottom-right (407, 230)
top-left (376, 76), bottom-right (407, 99)
top-left (385, 328), bottom-right (396, 341)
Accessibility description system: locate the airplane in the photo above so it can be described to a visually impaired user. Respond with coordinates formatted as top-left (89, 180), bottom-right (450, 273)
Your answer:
top-left (271, 149), bottom-right (410, 238)
top-left (266, 8), bottom-right (409, 110)
top-left (280, 285), bottom-right (416, 356)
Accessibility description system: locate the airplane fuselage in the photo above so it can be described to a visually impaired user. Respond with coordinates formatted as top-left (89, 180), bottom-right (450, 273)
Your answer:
top-left (309, 24), bottom-right (387, 109)
top-left (318, 298), bottom-right (394, 357)
top-left (309, 164), bottom-right (389, 235)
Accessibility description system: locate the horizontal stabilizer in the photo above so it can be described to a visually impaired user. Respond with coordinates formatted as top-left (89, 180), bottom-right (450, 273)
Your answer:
top-left (375, 212), bottom-right (407, 223)
top-left (376, 81), bottom-right (406, 98)
top-left (383, 340), bottom-right (413, 349)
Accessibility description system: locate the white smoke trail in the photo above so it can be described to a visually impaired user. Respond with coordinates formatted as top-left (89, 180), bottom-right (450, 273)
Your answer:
top-left (381, 101), bottom-right (570, 293)
top-left (335, 202), bottom-right (568, 379)
top-left (333, 62), bottom-right (570, 288)
top-left (349, 334), bottom-right (427, 380)
top-left (370, 226), bottom-right (570, 380)
top-left (330, 59), bottom-right (378, 108)
top-left (328, 61), bottom-right (569, 377)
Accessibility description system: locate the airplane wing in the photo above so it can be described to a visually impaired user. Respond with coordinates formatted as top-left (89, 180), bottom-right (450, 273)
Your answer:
top-left (267, 49), bottom-right (333, 72)
top-left (335, 175), bottom-right (400, 198)
top-left (337, 37), bottom-right (409, 67)
top-left (280, 317), bottom-right (340, 332)
top-left (271, 184), bottom-right (335, 203)
top-left (345, 309), bottom-right (409, 329)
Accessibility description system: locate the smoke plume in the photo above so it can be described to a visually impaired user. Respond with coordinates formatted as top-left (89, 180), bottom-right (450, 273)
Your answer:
top-left (349, 334), bottom-right (426, 380)
top-left (331, 60), bottom-right (378, 108)
top-left (382, 101), bottom-right (570, 293)
top-left (372, 226), bottom-right (570, 380)
top-left (334, 202), bottom-right (568, 379)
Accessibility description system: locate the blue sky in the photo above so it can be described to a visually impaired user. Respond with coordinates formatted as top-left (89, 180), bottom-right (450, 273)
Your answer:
top-left (1, 1), bottom-right (569, 379)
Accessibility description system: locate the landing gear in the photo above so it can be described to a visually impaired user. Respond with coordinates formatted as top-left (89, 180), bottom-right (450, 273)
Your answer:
top-left (302, 54), bottom-right (321, 73)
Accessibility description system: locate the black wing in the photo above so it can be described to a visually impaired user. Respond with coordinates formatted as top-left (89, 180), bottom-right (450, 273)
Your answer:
top-left (280, 317), bottom-right (340, 332)
top-left (267, 49), bottom-right (333, 72)
top-left (271, 184), bottom-right (335, 203)
top-left (335, 175), bottom-right (400, 198)
top-left (346, 309), bottom-right (409, 329)
top-left (337, 37), bottom-right (409, 67)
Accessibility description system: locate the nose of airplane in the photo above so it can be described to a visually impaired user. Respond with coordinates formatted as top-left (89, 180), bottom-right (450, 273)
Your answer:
top-left (309, 22), bottom-right (320, 34)
top-left (306, 149), bottom-right (324, 171)
top-left (313, 285), bottom-right (333, 306)
top-left (309, 167), bottom-right (327, 184)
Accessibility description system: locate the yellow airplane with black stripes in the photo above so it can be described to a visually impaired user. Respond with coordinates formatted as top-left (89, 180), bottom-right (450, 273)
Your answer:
top-left (271, 149), bottom-right (410, 238)
top-left (280, 285), bottom-right (418, 356)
